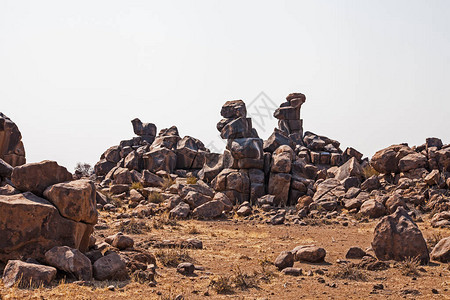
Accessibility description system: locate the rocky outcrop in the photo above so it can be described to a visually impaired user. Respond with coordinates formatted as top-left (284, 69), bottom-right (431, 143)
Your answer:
top-left (2, 260), bottom-right (56, 288)
top-left (0, 192), bottom-right (93, 262)
top-left (0, 113), bottom-right (26, 167)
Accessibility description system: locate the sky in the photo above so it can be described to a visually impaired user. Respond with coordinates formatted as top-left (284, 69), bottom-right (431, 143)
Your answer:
top-left (1, 0), bottom-right (449, 171)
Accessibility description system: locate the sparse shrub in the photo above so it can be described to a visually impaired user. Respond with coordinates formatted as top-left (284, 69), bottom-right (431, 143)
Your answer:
top-left (162, 176), bottom-right (175, 190)
top-left (427, 232), bottom-right (443, 250)
top-left (148, 192), bottom-right (164, 204)
top-left (363, 165), bottom-right (380, 179)
top-left (108, 196), bottom-right (123, 208)
top-left (186, 176), bottom-right (197, 185)
top-left (117, 219), bottom-right (151, 234)
top-left (330, 263), bottom-right (367, 281)
top-left (397, 257), bottom-right (420, 276)
top-left (130, 182), bottom-right (144, 190)
top-left (187, 225), bottom-right (200, 235)
top-left (258, 257), bottom-right (276, 282)
top-left (74, 162), bottom-right (93, 177)
top-left (209, 275), bottom-right (234, 294)
top-left (152, 212), bottom-right (179, 229)
top-left (231, 266), bottom-right (259, 290)
top-left (155, 248), bottom-right (194, 267)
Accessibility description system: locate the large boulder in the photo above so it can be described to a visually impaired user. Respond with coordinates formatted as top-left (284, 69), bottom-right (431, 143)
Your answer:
top-left (93, 252), bottom-right (128, 281)
top-left (398, 153), bottom-right (428, 172)
top-left (292, 245), bottom-right (326, 263)
top-left (45, 246), bottom-right (92, 280)
top-left (2, 260), bottom-right (56, 288)
top-left (0, 192), bottom-right (93, 262)
top-left (144, 147), bottom-right (176, 173)
top-left (268, 172), bottom-right (291, 207)
top-left (0, 158), bottom-right (13, 178)
top-left (271, 145), bottom-right (294, 173)
top-left (131, 118), bottom-right (156, 137)
top-left (192, 200), bottom-right (224, 219)
top-left (220, 100), bottom-right (247, 118)
top-left (371, 207), bottom-right (429, 263)
top-left (43, 179), bottom-right (98, 225)
top-left (0, 113), bottom-right (26, 167)
top-left (430, 237), bottom-right (450, 263)
top-left (335, 157), bottom-right (363, 181)
top-left (370, 144), bottom-right (414, 174)
top-left (11, 160), bottom-right (73, 196)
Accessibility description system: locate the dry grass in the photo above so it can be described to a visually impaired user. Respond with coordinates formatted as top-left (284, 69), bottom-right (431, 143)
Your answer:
top-left (362, 165), bottom-right (380, 179)
top-left (152, 212), bottom-right (179, 229)
top-left (329, 263), bottom-right (367, 281)
top-left (130, 182), bottom-right (144, 190)
top-left (161, 176), bottom-right (175, 190)
top-left (155, 248), bottom-right (195, 268)
top-left (397, 257), bottom-right (420, 276)
top-left (427, 232), bottom-right (443, 250)
top-left (117, 219), bottom-right (151, 234)
top-left (186, 176), bottom-right (197, 185)
top-left (209, 275), bottom-right (234, 294)
top-left (148, 192), bottom-right (164, 204)
top-left (186, 225), bottom-right (201, 235)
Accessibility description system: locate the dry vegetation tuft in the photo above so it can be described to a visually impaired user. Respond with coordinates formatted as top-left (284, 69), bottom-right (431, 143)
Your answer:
top-left (330, 263), bottom-right (368, 281)
top-left (155, 248), bottom-right (195, 268)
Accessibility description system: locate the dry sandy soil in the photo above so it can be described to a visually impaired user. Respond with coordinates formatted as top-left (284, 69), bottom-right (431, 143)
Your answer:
top-left (1, 211), bottom-right (449, 300)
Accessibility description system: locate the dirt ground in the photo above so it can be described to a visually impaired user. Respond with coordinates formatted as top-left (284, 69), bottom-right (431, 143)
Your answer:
top-left (1, 212), bottom-right (449, 300)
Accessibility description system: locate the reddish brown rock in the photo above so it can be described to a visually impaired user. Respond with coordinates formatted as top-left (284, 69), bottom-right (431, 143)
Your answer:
top-left (372, 207), bottom-right (429, 263)
top-left (43, 179), bottom-right (98, 225)
top-left (2, 260), bottom-right (56, 288)
top-left (0, 192), bottom-right (93, 262)
top-left (11, 160), bottom-right (72, 196)
top-left (45, 246), bottom-right (92, 281)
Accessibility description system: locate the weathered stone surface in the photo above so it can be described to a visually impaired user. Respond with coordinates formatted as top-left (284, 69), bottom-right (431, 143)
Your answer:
top-left (292, 245), bottom-right (326, 263)
top-left (398, 153), bottom-right (428, 172)
top-left (2, 260), bottom-right (56, 288)
top-left (183, 191), bottom-right (212, 209)
top-left (43, 179), bottom-right (98, 225)
top-left (227, 138), bottom-right (263, 160)
top-left (436, 147), bottom-right (450, 171)
top-left (0, 113), bottom-right (26, 167)
top-left (268, 172), bottom-right (291, 207)
top-left (144, 147), bottom-right (177, 173)
top-left (93, 252), bottom-right (128, 281)
top-left (11, 160), bottom-right (72, 196)
top-left (281, 267), bottom-right (303, 276)
top-left (192, 199), bottom-right (224, 219)
top-left (45, 246), bottom-right (92, 280)
top-left (370, 144), bottom-right (413, 174)
top-left (385, 194), bottom-right (406, 214)
top-left (236, 205), bottom-right (252, 216)
top-left (360, 199), bottom-right (386, 218)
top-left (0, 158), bottom-right (13, 178)
top-left (274, 251), bottom-right (294, 270)
top-left (271, 145), bottom-right (294, 173)
top-left (372, 207), bottom-right (429, 263)
top-left (431, 211), bottom-right (450, 228)
top-left (312, 179), bottom-right (346, 204)
top-left (0, 192), bottom-right (92, 262)
top-left (430, 237), bottom-right (450, 263)
top-left (263, 130), bottom-right (294, 153)
top-left (360, 175), bottom-right (381, 191)
top-left (220, 117), bottom-right (253, 139)
top-left (141, 170), bottom-right (164, 187)
top-left (345, 247), bottom-right (368, 259)
top-left (424, 169), bottom-right (440, 186)
top-left (335, 157), bottom-right (363, 181)
top-left (169, 202), bottom-right (190, 219)
top-left (94, 159), bottom-right (116, 176)
top-left (112, 167), bottom-right (133, 184)
top-left (176, 262), bottom-right (195, 276)
top-left (106, 233), bottom-right (134, 250)
top-left (220, 100), bottom-right (247, 118)
top-left (131, 118), bottom-right (156, 137)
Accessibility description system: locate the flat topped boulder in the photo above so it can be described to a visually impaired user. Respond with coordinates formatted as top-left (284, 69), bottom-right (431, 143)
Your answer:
top-left (220, 100), bottom-right (247, 119)
top-left (11, 160), bottom-right (73, 196)
top-left (286, 93), bottom-right (306, 102)
top-left (0, 192), bottom-right (93, 262)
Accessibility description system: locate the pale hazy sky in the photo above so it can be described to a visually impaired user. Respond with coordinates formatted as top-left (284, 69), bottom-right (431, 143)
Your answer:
top-left (1, 0), bottom-right (449, 171)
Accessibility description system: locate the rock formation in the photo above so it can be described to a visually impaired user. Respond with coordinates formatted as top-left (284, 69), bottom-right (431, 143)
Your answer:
top-left (0, 113), bottom-right (25, 167)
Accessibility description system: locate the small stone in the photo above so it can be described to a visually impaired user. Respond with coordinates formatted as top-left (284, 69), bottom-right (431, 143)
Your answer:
top-left (177, 263), bottom-right (195, 276)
